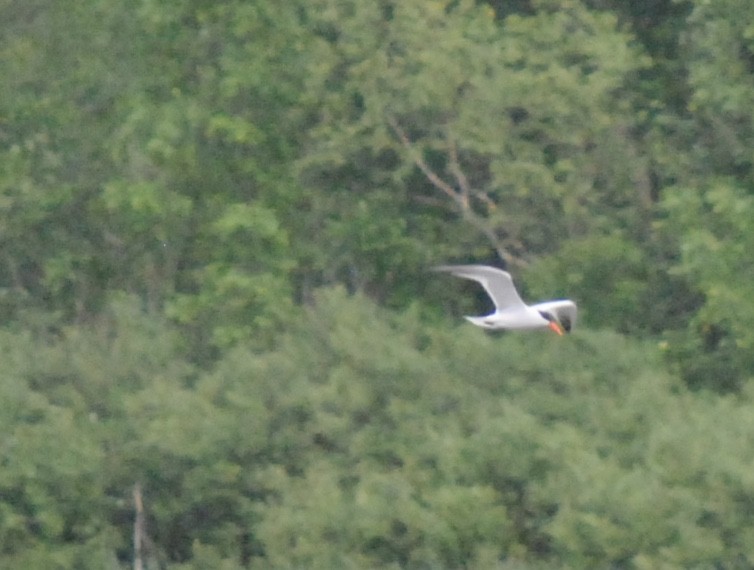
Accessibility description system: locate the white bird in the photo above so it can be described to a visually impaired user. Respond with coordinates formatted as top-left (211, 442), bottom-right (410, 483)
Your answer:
top-left (434, 264), bottom-right (577, 335)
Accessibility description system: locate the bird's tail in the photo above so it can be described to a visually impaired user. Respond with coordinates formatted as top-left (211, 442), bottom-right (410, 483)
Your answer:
top-left (464, 315), bottom-right (496, 328)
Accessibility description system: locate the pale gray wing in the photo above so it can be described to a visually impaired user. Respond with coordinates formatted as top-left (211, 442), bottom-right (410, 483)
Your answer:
top-left (433, 265), bottom-right (527, 311)
top-left (530, 299), bottom-right (577, 332)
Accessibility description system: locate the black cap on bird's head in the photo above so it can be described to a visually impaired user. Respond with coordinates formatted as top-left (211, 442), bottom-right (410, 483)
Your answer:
top-left (539, 311), bottom-right (565, 336)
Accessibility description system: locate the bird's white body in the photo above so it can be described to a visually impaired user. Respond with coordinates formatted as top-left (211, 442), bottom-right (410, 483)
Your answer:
top-left (434, 265), bottom-right (577, 335)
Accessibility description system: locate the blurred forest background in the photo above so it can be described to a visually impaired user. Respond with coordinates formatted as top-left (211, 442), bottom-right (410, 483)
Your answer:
top-left (3, 0), bottom-right (754, 567)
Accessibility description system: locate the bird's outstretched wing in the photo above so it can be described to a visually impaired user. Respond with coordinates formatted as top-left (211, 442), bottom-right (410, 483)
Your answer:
top-left (530, 299), bottom-right (578, 332)
top-left (433, 265), bottom-right (527, 312)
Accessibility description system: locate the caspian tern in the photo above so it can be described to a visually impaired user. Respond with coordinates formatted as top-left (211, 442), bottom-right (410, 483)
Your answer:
top-left (434, 265), bottom-right (577, 335)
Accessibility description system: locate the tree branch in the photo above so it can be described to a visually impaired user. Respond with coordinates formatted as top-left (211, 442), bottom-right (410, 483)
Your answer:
top-left (447, 135), bottom-right (497, 213)
top-left (133, 483), bottom-right (145, 570)
top-left (387, 115), bottom-right (525, 267)
top-left (387, 115), bottom-right (468, 211)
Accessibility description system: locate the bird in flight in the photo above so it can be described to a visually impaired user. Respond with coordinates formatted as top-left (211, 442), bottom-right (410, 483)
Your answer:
top-left (434, 265), bottom-right (576, 335)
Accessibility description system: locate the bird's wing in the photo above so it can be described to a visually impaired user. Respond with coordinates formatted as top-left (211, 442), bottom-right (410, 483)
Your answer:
top-left (433, 265), bottom-right (527, 311)
top-left (530, 299), bottom-right (577, 332)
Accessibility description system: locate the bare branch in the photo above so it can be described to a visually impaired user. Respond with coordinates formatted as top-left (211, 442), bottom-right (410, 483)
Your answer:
top-left (447, 136), bottom-right (497, 213)
top-left (133, 483), bottom-right (145, 570)
top-left (387, 115), bottom-right (468, 211)
top-left (447, 136), bottom-right (471, 208)
top-left (388, 115), bottom-right (526, 267)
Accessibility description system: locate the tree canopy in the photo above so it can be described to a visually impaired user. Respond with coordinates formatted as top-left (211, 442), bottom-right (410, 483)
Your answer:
top-left (2, 0), bottom-right (754, 567)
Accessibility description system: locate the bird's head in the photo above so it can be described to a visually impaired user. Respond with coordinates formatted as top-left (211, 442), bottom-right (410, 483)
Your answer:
top-left (539, 311), bottom-right (567, 336)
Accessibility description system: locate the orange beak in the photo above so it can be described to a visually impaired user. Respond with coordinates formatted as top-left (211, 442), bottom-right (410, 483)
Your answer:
top-left (548, 321), bottom-right (564, 336)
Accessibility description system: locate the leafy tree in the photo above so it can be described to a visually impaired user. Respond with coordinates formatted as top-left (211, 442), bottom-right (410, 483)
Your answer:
top-left (6, 0), bottom-right (754, 567)
top-left (681, 0), bottom-right (754, 180)
top-left (656, 0), bottom-right (754, 389)
top-left (102, 1), bottom-right (308, 350)
top-left (662, 179), bottom-right (754, 390)
top-left (289, 0), bottom-right (664, 325)
top-left (0, 1), bottom-right (309, 350)
top-left (2, 289), bottom-right (754, 567)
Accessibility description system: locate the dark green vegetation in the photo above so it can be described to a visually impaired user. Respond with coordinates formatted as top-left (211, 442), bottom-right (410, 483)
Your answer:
top-left (2, 0), bottom-right (754, 567)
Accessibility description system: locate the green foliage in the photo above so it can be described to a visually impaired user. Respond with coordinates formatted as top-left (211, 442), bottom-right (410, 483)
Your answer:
top-left (662, 179), bottom-right (754, 389)
top-left (682, 0), bottom-right (754, 177)
top-left (3, 288), bottom-right (754, 567)
top-left (523, 234), bottom-right (650, 332)
top-left (295, 0), bottom-right (652, 281)
top-left (166, 201), bottom-right (294, 349)
top-left (4, 0), bottom-right (754, 566)
top-left (650, 0), bottom-right (754, 388)
top-left (0, 0), bottom-right (306, 345)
